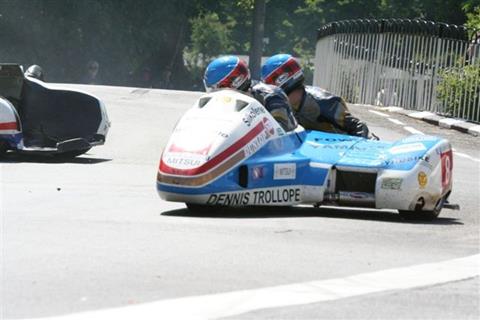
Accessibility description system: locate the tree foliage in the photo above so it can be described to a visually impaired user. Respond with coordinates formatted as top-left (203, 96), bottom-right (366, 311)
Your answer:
top-left (437, 62), bottom-right (480, 122)
top-left (0, 0), bottom-right (473, 89)
top-left (183, 12), bottom-right (235, 88)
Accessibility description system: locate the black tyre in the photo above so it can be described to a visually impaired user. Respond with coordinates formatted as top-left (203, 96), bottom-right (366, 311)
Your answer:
top-left (55, 148), bottom-right (91, 159)
top-left (0, 140), bottom-right (9, 158)
top-left (399, 196), bottom-right (445, 221)
top-left (186, 203), bottom-right (224, 214)
top-left (398, 210), bottom-right (440, 221)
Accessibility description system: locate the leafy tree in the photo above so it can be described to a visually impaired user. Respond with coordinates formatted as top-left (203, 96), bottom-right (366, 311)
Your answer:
top-left (437, 62), bottom-right (480, 122)
top-left (185, 12), bottom-right (234, 67)
top-left (0, 0), bottom-right (474, 89)
top-left (183, 12), bottom-right (235, 88)
top-left (464, 1), bottom-right (480, 31)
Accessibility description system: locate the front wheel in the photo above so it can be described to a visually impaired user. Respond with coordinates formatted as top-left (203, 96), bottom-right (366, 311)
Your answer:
top-left (186, 203), bottom-right (225, 214)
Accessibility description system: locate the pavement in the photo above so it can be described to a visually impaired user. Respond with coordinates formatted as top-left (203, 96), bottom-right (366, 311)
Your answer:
top-left (351, 104), bottom-right (480, 137)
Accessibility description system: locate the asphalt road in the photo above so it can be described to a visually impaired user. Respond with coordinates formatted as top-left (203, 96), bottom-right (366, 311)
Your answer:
top-left (1, 85), bottom-right (479, 319)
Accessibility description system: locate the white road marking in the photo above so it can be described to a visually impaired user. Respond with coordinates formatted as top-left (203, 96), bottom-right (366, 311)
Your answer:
top-left (403, 126), bottom-right (425, 135)
top-left (32, 254), bottom-right (480, 320)
top-left (454, 151), bottom-right (480, 163)
top-left (387, 118), bottom-right (405, 125)
top-left (369, 110), bottom-right (390, 117)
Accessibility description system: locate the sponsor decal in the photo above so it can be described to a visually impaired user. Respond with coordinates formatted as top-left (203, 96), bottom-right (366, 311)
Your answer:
top-left (244, 131), bottom-right (269, 157)
top-left (389, 143), bottom-right (426, 154)
top-left (276, 72), bottom-right (290, 86)
top-left (381, 178), bottom-right (403, 190)
top-left (441, 150), bottom-right (453, 192)
top-left (217, 131), bottom-right (229, 139)
top-left (418, 171), bottom-right (428, 188)
top-left (242, 106), bottom-right (265, 127)
top-left (316, 137), bottom-right (356, 142)
top-left (252, 166), bottom-right (264, 180)
top-left (221, 96), bottom-right (233, 104)
top-left (262, 117), bottom-right (275, 136)
top-left (385, 156), bottom-right (422, 165)
top-left (163, 153), bottom-right (205, 169)
top-left (306, 141), bottom-right (324, 148)
top-left (168, 143), bottom-right (212, 156)
top-left (348, 192), bottom-right (370, 199)
top-left (402, 135), bottom-right (437, 143)
top-left (232, 76), bottom-right (246, 88)
top-left (306, 141), bottom-right (371, 152)
top-left (339, 191), bottom-right (375, 202)
top-left (273, 163), bottom-right (296, 180)
top-left (206, 187), bottom-right (301, 206)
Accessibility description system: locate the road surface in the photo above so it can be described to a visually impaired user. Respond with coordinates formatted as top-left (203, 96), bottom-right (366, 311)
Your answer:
top-left (1, 85), bottom-right (479, 319)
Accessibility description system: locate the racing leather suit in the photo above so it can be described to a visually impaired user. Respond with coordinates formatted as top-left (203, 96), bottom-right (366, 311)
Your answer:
top-left (249, 81), bottom-right (297, 132)
top-left (293, 86), bottom-right (369, 138)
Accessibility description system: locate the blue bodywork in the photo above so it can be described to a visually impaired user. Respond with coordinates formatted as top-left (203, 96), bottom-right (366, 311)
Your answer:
top-left (157, 129), bottom-right (441, 196)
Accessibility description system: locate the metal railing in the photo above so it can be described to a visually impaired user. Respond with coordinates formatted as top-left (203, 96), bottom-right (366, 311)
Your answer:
top-left (314, 19), bottom-right (480, 123)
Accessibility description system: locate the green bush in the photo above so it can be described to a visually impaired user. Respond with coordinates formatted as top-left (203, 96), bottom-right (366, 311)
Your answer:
top-left (437, 62), bottom-right (480, 122)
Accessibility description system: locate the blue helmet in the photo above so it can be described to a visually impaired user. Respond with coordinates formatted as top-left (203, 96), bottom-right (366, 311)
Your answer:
top-left (203, 56), bottom-right (251, 92)
top-left (261, 54), bottom-right (304, 94)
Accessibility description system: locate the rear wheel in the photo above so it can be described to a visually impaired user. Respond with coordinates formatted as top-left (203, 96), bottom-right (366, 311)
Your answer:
top-left (55, 148), bottom-right (91, 159)
top-left (0, 140), bottom-right (9, 158)
top-left (399, 196), bottom-right (446, 221)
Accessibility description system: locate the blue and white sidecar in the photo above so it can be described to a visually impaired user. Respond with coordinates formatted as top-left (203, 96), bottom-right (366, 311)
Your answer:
top-left (157, 89), bottom-right (454, 220)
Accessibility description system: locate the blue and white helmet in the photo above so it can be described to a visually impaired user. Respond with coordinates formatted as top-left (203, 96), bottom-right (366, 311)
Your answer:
top-left (203, 56), bottom-right (251, 92)
top-left (261, 54), bottom-right (304, 94)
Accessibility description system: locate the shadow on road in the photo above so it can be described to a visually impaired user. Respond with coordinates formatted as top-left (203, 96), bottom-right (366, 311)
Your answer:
top-left (161, 205), bottom-right (463, 225)
top-left (0, 153), bottom-right (111, 164)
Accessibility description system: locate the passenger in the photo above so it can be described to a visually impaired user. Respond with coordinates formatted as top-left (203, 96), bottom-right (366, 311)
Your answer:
top-left (203, 56), bottom-right (297, 132)
top-left (24, 65), bottom-right (45, 81)
top-left (261, 54), bottom-right (370, 138)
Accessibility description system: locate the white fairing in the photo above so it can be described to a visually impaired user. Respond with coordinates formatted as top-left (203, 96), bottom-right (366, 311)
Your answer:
top-left (376, 140), bottom-right (453, 211)
top-left (96, 99), bottom-right (110, 137)
top-left (0, 97), bottom-right (21, 134)
top-left (161, 90), bottom-right (284, 174)
top-left (26, 77), bottom-right (111, 138)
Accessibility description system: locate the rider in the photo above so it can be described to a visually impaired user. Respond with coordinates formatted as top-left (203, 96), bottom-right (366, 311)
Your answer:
top-left (203, 56), bottom-right (297, 132)
top-left (24, 65), bottom-right (45, 81)
top-left (261, 54), bottom-right (369, 138)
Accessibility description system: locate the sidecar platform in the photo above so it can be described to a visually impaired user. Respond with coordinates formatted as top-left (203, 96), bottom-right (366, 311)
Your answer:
top-left (20, 77), bottom-right (104, 148)
top-left (0, 64), bottom-right (108, 154)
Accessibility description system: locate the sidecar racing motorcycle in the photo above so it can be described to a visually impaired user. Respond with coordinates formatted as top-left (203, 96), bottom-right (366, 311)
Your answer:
top-left (0, 64), bottom-right (110, 158)
top-left (157, 89), bottom-right (455, 220)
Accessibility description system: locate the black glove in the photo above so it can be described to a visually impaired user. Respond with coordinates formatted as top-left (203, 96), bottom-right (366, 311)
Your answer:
top-left (344, 115), bottom-right (369, 138)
